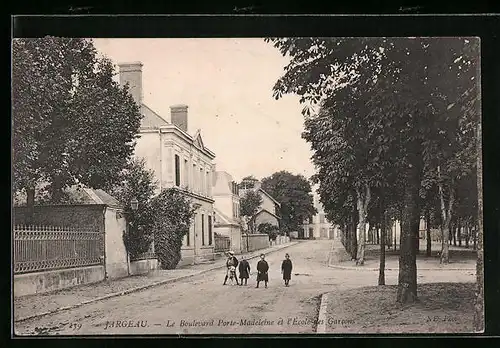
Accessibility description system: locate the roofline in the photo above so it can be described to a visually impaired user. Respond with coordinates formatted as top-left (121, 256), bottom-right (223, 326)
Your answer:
top-left (254, 209), bottom-right (280, 220)
top-left (258, 188), bottom-right (281, 207)
top-left (160, 125), bottom-right (216, 159)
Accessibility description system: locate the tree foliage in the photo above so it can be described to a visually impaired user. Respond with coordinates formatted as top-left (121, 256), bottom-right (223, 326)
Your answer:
top-left (260, 170), bottom-right (316, 233)
top-left (108, 158), bottom-right (158, 258)
top-left (267, 37), bottom-right (480, 303)
top-left (152, 188), bottom-right (197, 269)
top-left (257, 222), bottom-right (280, 241)
top-left (12, 37), bottom-right (142, 206)
top-left (240, 190), bottom-right (263, 218)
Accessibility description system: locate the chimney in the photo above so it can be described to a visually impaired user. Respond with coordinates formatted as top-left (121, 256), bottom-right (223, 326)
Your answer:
top-left (118, 62), bottom-right (143, 106)
top-left (170, 104), bottom-right (188, 132)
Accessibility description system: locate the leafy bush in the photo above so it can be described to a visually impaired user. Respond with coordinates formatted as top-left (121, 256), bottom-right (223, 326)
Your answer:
top-left (109, 158), bottom-right (157, 258)
top-left (151, 188), bottom-right (196, 269)
top-left (258, 222), bottom-right (280, 241)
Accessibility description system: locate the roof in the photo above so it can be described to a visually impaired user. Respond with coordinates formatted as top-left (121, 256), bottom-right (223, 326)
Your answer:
top-left (254, 208), bottom-right (280, 221)
top-left (258, 188), bottom-right (281, 207)
top-left (140, 103), bottom-right (169, 129)
top-left (65, 187), bottom-right (122, 208)
top-left (214, 207), bottom-right (240, 226)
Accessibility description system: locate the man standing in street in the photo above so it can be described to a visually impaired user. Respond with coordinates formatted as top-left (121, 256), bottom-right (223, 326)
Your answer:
top-left (223, 251), bottom-right (239, 285)
top-left (255, 253), bottom-right (269, 288)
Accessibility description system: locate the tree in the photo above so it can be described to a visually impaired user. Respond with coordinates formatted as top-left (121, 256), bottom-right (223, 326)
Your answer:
top-left (108, 158), bottom-right (158, 258)
top-left (260, 171), bottom-right (317, 234)
top-left (266, 37), bottom-right (479, 303)
top-left (239, 190), bottom-right (263, 232)
top-left (12, 37), bottom-right (142, 222)
top-left (238, 175), bottom-right (259, 190)
top-left (473, 118), bottom-right (484, 332)
top-left (257, 222), bottom-right (280, 241)
top-left (152, 188), bottom-right (197, 269)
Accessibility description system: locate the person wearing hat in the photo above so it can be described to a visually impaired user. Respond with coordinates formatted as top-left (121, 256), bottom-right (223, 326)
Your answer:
top-left (223, 251), bottom-right (239, 285)
top-left (255, 253), bottom-right (269, 288)
top-left (238, 256), bottom-right (251, 286)
top-left (281, 253), bottom-right (293, 287)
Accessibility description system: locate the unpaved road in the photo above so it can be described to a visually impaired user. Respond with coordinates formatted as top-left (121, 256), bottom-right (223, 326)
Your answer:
top-left (14, 240), bottom-right (475, 336)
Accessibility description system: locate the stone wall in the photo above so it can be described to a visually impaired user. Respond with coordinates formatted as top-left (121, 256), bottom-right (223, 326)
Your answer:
top-left (129, 258), bottom-right (158, 275)
top-left (241, 233), bottom-right (270, 253)
top-left (14, 265), bottom-right (105, 297)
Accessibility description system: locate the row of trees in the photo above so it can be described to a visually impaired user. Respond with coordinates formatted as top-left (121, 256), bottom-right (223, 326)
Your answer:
top-left (266, 37), bottom-right (480, 308)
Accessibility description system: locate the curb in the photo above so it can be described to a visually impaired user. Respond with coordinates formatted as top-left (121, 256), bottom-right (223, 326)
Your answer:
top-left (15, 242), bottom-right (299, 323)
top-left (328, 264), bottom-right (476, 271)
top-left (316, 293), bottom-right (329, 334)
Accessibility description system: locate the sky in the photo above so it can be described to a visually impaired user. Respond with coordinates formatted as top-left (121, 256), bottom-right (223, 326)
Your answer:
top-left (93, 38), bottom-right (315, 183)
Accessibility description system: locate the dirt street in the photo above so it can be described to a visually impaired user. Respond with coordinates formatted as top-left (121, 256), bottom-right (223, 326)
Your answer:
top-left (14, 240), bottom-right (475, 336)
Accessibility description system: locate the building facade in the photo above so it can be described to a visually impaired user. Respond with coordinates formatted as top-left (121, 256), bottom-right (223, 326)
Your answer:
top-left (239, 181), bottom-right (281, 231)
top-left (118, 62), bottom-right (216, 264)
top-left (302, 186), bottom-right (339, 240)
top-left (212, 171), bottom-right (242, 253)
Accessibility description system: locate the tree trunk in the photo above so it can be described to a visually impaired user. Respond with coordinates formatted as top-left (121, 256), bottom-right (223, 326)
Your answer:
top-left (396, 155), bottom-right (422, 304)
top-left (379, 210), bottom-right (386, 286)
top-left (25, 187), bottom-right (35, 225)
top-left (473, 117), bottom-right (484, 332)
top-left (50, 176), bottom-right (64, 203)
top-left (349, 212), bottom-right (358, 260)
top-left (415, 223), bottom-right (420, 255)
top-left (452, 221), bottom-right (457, 246)
top-left (465, 221), bottom-right (470, 248)
top-left (458, 219), bottom-right (462, 247)
top-left (473, 225), bottom-right (477, 250)
top-left (393, 221), bottom-right (397, 251)
top-left (425, 211), bottom-right (432, 257)
top-left (356, 185), bottom-right (371, 266)
top-left (438, 167), bottom-right (454, 264)
top-left (440, 219), bottom-right (451, 263)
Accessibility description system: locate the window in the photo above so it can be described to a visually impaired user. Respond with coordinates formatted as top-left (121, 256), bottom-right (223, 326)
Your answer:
top-left (309, 216), bottom-right (313, 224)
top-left (200, 168), bottom-right (204, 194)
top-left (206, 171), bottom-right (210, 196)
top-left (319, 214), bottom-right (325, 223)
top-left (208, 215), bottom-right (213, 245)
top-left (193, 164), bottom-right (196, 191)
top-left (201, 214), bottom-right (205, 246)
top-left (174, 154), bottom-right (180, 187)
top-left (186, 226), bottom-right (190, 246)
top-left (183, 159), bottom-right (189, 188)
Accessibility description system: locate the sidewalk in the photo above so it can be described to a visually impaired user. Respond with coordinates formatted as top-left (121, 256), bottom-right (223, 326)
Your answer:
top-left (14, 241), bottom-right (299, 322)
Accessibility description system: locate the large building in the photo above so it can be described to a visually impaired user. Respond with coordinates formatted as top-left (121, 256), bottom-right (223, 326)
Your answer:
top-left (212, 171), bottom-right (242, 252)
top-left (118, 62), bottom-right (216, 265)
top-left (302, 186), bottom-right (339, 240)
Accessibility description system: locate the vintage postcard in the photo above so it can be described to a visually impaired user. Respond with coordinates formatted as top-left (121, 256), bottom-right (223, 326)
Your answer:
top-left (12, 35), bottom-right (483, 336)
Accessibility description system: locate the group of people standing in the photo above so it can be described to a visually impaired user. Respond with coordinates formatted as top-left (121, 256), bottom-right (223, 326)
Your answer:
top-left (223, 251), bottom-right (293, 288)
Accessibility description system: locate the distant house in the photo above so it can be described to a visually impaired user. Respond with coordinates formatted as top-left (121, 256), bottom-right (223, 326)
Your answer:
top-left (239, 181), bottom-right (281, 232)
top-left (118, 62), bottom-right (216, 265)
top-left (212, 171), bottom-right (242, 252)
top-left (301, 186), bottom-right (338, 240)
